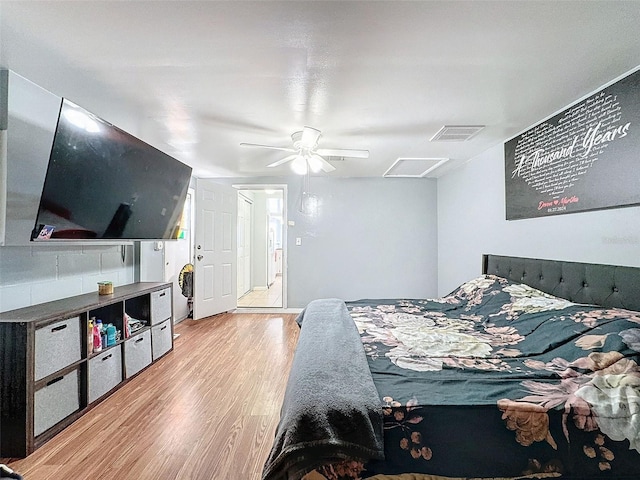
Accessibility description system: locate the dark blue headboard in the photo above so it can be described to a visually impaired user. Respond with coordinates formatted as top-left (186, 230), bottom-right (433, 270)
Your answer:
top-left (483, 254), bottom-right (640, 312)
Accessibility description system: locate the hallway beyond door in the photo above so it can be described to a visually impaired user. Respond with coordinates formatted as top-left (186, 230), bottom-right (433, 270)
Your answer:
top-left (237, 275), bottom-right (282, 308)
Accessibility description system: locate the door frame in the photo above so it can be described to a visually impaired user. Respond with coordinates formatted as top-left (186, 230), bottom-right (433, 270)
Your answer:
top-left (233, 184), bottom-right (288, 309)
top-left (237, 192), bottom-right (253, 298)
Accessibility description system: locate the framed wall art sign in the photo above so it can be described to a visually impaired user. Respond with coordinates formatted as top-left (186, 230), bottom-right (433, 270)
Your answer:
top-left (505, 68), bottom-right (640, 220)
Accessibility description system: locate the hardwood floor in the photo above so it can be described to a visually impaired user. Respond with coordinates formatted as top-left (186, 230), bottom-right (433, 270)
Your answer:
top-left (2, 312), bottom-right (300, 480)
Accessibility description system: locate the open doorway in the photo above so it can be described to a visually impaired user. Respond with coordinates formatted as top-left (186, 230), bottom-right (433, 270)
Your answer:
top-left (235, 185), bottom-right (286, 308)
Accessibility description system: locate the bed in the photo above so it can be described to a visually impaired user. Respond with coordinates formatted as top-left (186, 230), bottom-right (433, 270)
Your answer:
top-left (263, 255), bottom-right (640, 480)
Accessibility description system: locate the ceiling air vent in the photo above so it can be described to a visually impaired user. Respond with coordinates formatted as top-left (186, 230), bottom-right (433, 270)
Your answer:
top-left (383, 157), bottom-right (449, 178)
top-left (430, 125), bottom-right (484, 142)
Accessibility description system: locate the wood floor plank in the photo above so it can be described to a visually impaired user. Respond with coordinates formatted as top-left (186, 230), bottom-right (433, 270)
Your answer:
top-left (3, 312), bottom-right (299, 480)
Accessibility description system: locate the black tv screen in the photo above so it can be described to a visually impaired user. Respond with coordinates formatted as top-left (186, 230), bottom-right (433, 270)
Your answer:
top-left (32, 99), bottom-right (192, 241)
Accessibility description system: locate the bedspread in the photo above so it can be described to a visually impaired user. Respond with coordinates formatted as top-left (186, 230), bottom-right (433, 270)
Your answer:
top-left (296, 275), bottom-right (640, 480)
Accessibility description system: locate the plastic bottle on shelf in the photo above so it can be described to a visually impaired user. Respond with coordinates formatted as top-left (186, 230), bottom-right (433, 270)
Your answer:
top-left (93, 322), bottom-right (102, 353)
top-left (96, 319), bottom-right (106, 348)
top-left (88, 317), bottom-right (94, 355)
top-left (106, 324), bottom-right (117, 347)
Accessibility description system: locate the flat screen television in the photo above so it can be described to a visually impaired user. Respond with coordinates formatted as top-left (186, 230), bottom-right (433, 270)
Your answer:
top-left (32, 99), bottom-right (192, 241)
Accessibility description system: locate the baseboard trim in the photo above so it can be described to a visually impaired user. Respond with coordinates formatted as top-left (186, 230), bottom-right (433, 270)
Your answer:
top-left (234, 307), bottom-right (303, 314)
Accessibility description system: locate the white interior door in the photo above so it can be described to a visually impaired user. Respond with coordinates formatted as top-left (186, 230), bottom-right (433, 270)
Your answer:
top-left (237, 194), bottom-right (252, 298)
top-left (193, 179), bottom-right (237, 319)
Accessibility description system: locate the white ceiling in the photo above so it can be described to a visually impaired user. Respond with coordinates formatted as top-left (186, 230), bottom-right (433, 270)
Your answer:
top-left (2, 1), bottom-right (640, 179)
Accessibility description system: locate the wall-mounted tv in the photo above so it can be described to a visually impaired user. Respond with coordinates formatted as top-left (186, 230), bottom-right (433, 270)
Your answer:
top-left (32, 99), bottom-right (192, 241)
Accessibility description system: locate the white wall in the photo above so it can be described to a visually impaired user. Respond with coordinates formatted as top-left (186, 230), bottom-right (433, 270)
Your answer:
top-left (289, 177), bottom-right (439, 305)
top-left (0, 244), bottom-right (134, 313)
top-left (137, 221), bottom-right (193, 322)
top-left (217, 176), bottom-right (439, 307)
top-left (137, 242), bottom-right (165, 283)
top-left (0, 240), bottom-right (191, 318)
top-left (437, 143), bottom-right (640, 295)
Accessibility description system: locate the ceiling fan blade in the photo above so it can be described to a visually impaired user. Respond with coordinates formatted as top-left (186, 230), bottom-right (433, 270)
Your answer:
top-left (316, 148), bottom-right (369, 159)
top-left (300, 126), bottom-right (322, 149)
top-left (266, 154), bottom-right (298, 168)
top-left (310, 154), bottom-right (336, 173)
top-left (240, 142), bottom-right (296, 153)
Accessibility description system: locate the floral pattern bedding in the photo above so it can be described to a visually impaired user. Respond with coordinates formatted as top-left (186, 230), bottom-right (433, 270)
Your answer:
top-left (307, 275), bottom-right (640, 480)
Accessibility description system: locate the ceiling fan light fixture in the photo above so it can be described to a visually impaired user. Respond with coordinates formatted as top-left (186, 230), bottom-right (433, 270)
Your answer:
top-left (307, 155), bottom-right (323, 173)
top-left (291, 155), bottom-right (308, 175)
top-left (242, 126), bottom-right (361, 174)
top-left (299, 126), bottom-right (322, 149)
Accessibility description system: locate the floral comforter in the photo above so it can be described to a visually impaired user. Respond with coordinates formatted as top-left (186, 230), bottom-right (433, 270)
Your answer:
top-left (307, 275), bottom-right (640, 480)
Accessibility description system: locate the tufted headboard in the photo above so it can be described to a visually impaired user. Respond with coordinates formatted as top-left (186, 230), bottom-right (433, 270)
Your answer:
top-left (483, 254), bottom-right (640, 312)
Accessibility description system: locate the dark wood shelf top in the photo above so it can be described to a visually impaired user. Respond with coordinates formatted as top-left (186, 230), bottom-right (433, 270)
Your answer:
top-left (0, 282), bottom-right (171, 324)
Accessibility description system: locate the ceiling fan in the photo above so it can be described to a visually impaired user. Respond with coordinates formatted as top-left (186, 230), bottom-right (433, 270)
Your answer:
top-left (240, 126), bottom-right (369, 174)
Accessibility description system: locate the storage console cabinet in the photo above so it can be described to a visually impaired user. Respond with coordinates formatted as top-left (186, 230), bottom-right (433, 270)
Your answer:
top-left (0, 282), bottom-right (173, 458)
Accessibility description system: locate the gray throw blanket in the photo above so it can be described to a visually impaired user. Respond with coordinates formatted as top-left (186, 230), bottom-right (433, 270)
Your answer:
top-left (262, 298), bottom-right (384, 480)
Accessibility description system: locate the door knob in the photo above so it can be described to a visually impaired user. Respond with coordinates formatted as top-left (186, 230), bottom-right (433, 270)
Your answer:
top-left (197, 255), bottom-right (204, 261)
